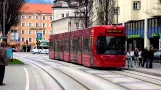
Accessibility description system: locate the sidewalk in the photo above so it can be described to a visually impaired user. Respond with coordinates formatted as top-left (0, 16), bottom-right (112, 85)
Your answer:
top-left (0, 65), bottom-right (27, 90)
top-left (125, 63), bottom-right (161, 77)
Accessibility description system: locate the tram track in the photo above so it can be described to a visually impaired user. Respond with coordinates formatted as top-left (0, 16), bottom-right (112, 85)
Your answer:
top-left (23, 57), bottom-right (90, 90)
top-left (111, 70), bottom-right (161, 86)
top-left (23, 57), bottom-right (129, 90)
top-left (14, 53), bottom-right (161, 89)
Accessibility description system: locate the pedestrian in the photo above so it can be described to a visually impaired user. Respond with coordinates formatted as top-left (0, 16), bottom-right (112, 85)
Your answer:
top-left (142, 47), bottom-right (148, 68)
top-left (138, 50), bottom-right (143, 67)
top-left (134, 48), bottom-right (139, 67)
top-left (149, 47), bottom-right (154, 68)
top-left (126, 49), bottom-right (133, 68)
top-left (0, 41), bottom-right (9, 86)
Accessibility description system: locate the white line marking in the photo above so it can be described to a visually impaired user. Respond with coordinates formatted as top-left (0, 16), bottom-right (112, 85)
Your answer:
top-left (23, 67), bottom-right (29, 90)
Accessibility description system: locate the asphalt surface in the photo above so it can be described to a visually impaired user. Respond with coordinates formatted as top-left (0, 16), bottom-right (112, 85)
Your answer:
top-left (1, 52), bottom-right (161, 90)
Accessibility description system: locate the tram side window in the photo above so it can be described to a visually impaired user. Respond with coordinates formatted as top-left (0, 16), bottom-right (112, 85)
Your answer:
top-left (73, 39), bottom-right (79, 52)
top-left (76, 38), bottom-right (80, 51)
top-left (60, 41), bottom-right (63, 51)
top-left (83, 38), bottom-right (89, 53)
top-left (55, 41), bottom-right (58, 51)
top-left (65, 40), bottom-right (69, 51)
top-left (57, 41), bottom-right (61, 51)
top-left (70, 40), bottom-right (73, 51)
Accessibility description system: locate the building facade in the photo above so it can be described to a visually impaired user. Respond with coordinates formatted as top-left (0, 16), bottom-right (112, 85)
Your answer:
top-left (113, 0), bottom-right (161, 50)
top-left (52, 1), bottom-right (84, 34)
top-left (8, 4), bottom-right (53, 51)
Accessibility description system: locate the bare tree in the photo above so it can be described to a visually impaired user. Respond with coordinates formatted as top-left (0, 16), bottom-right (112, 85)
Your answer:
top-left (96, 0), bottom-right (114, 25)
top-left (72, 0), bottom-right (94, 28)
top-left (0, 0), bottom-right (26, 36)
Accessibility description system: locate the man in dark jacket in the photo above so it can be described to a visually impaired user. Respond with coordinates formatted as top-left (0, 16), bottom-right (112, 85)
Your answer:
top-left (149, 47), bottom-right (154, 68)
top-left (142, 47), bottom-right (148, 67)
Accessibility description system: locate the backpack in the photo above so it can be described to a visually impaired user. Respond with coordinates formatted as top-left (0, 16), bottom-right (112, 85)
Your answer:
top-left (134, 51), bottom-right (139, 57)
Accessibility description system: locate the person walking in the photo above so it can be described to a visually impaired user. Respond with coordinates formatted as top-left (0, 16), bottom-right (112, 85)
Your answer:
top-left (138, 50), bottom-right (143, 67)
top-left (0, 41), bottom-right (9, 86)
top-left (126, 49), bottom-right (133, 68)
top-left (149, 47), bottom-right (154, 68)
top-left (134, 48), bottom-right (139, 67)
top-left (142, 47), bottom-right (149, 68)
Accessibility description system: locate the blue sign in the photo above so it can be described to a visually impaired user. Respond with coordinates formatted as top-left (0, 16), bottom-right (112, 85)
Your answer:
top-left (37, 33), bottom-right (42, 40)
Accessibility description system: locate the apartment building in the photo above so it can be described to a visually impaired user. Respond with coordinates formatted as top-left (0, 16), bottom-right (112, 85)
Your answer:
top-left (52, 0), bottom-right (84, 34)
top-left (113, 0), bottom-right (161, 50)
top-left (8, 4), bottom-right (53, 51)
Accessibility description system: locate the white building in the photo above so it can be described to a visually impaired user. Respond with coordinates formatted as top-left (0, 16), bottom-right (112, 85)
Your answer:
top-left (52, 1), bottom-right (84, 34)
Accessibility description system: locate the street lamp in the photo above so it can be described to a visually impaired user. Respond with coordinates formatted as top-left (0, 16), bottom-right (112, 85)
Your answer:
top-left (3, 0), bottom-right (6, 41)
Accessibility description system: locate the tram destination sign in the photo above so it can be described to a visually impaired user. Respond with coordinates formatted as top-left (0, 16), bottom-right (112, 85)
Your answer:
top-left (106, 29), bottom-right (123, 34)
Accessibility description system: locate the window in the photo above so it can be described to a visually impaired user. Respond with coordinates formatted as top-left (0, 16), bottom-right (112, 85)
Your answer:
top-left (21, 30), bottom-right (25, 34)
top-left (50, 16), bottom-right (52, 20)
top-left (29, 38), bottom-right (32, 42)
top-left (66, 13), bottom-right (69, 17)
top-left (42, 16), bottom-right (46, 20)
top-left (83, 38), bottom-right (89, 52)
top-left (42, 23), bottom-right (46, 27)
top-left (22, 38), bottom-right (24, 42)
top-left (28, 23), bottom-right (32, 27)
top-left (76, 23), bottom-right (79, 28)
top-left (21, 15), bottom-right (25, 20)
top-left (29, 30), bottom-right (32, 34)
top-left (96, 36), bottom-right (125, 55)
top-left (61, 13), bottom-right (64, 18)
top-left (36, 23), bottom-right (39, 27)
top-left (29, 16), bottom-right (32, 19)
top-left (114, 7), bottom-right (120, 15)
top-left (133, 1), bottom-right (141, 10)
top-left (43, 30), bottom-right (45, 35)
top-left (35, 16), bottom-right (39, 20)
top-left (21, 23), bottom-right (25, 27)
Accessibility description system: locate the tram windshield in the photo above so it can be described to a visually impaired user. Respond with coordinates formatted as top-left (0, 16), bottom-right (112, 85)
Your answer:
top-left (96, 36), bottom-right (125, 55)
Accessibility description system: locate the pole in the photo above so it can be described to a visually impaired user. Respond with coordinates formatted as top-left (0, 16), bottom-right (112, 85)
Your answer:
top-left (3, 0), bottom-right (6, 40)
top-left (85, 0), bottom-right (88, 28)
top-left (117, 0), bottom-right (118, 25)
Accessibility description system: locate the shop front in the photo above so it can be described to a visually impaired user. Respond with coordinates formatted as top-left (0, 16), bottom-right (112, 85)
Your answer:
top-left (125, 20), bottom-right (144, 51)
top-left (147, 18), bottom-right (161, 50)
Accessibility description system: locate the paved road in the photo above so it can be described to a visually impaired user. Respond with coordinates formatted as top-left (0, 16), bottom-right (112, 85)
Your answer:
top-left (5, 52), bottom-right (161, 90)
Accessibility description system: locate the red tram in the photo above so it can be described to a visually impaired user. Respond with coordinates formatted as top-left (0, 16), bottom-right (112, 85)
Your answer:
top-left (49, 25), bottom-right (126, 68)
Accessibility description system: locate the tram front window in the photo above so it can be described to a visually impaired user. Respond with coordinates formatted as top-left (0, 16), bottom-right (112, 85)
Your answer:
top-left (96, 36), bottom-right (125, 55)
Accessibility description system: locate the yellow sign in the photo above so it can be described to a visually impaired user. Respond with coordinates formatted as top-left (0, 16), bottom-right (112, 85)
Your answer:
top-left (106, 29), bottom-right (123, 33)
top-left (30, 27), bottom-right (45, 30)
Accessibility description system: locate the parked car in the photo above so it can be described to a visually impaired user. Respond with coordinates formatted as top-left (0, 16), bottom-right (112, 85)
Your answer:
top-left (154, 49), bottom-right (161, 62)
top-left (12, 48), bottom-right (17, 52)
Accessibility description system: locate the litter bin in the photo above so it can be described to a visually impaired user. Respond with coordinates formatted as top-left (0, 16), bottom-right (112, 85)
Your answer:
top-left (6, 48), bottom-right (13, 59)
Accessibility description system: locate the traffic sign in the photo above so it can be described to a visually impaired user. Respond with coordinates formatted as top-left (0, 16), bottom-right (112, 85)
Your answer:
top-left (36, 33), bottom-right (42, 40)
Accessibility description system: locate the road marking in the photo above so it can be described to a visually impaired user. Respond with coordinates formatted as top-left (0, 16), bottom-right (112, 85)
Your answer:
top-left (23, 67), bottom-right (29, 90)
